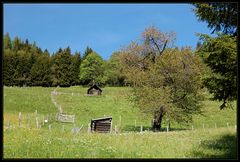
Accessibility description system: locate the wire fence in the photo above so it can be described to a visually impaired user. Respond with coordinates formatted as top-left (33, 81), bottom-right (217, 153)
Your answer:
top-left (3, 111), bottom-right (237, 135)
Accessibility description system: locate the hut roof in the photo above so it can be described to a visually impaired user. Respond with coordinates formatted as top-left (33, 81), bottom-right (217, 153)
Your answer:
top-left (91, 116), bottom-right (112, 121)
top-left (88, 85), bottom-right (102, 93)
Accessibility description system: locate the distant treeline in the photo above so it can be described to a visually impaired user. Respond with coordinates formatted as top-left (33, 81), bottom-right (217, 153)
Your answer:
top-left (3, 33), bottom-right (125, 87)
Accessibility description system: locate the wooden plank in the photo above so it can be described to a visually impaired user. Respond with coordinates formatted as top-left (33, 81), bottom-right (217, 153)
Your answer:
top-left (95, 128), bottom-right (111, 131)
top-left (95, 129), bottom-right (110, 131)
top-left (95, 130), bottom-right (111, 133)
top-left (97, 121), bottom-right (111, 124)
top-left (95, 126), bottom-right (111, 129)
top-left (95, 125), bottom-right (110, 128)
top-left (96, 123), bottom-right (111, 126)
top-left (95, 127), bottom-right (110, 130)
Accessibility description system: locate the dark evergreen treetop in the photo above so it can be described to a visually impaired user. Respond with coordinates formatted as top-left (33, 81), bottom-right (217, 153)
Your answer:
top-left (193, 2), bottom-right (237, 36)
top-left (82, 46), bottom-right (93, 60)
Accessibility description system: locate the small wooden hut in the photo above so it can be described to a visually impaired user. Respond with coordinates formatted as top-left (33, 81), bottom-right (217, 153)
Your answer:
top-left (87, 85), bottom-right (102, 96)
top-left (90, 116), bottom-right (112, 133)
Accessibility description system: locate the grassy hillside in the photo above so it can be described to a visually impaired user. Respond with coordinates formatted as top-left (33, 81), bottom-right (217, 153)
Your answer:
top-left (3, 86), bottom-right (237, 158)
top-left (3, 86), bottom-right (236, 131)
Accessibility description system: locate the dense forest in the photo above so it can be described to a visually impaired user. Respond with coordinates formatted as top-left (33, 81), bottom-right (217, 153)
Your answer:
top-left (3, 33), bottom-right (125, 87)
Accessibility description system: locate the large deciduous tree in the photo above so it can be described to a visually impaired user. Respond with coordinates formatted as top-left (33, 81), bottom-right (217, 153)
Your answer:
top-left (105, 52), bottom-right (126, 86)
top-left (120, 26), bottom-right (205, 131)
top-left (79, 52), bottom-right (106, 86)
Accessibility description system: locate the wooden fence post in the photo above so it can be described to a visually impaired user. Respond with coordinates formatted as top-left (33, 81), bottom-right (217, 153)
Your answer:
top-left (36, 117), bottom-right (39, 129)
top-left (18, 112), bottom-right (21, 127)
top-left (115, 125), bottom-right (117, 134)
top-left (47, 114), bottom-right (49, 123)
top-left (110, 120), bottom-right (113, 134)
top-left (28, 113), bottom-right (30, 128)
top-left (42, 115), bottom-right (45, 126)
top-left (119, 116), bottom-right (121, 126)
top-left (7, 120), bottom-right (10, 129)
top-left (49, 114), bottom-right (52, 123)
top-left (167, 125), bottom-right (169, 132)
top-left (140, 125), bottom-right (143, 133)
top-left (88, 123), bottom-right (91, 133)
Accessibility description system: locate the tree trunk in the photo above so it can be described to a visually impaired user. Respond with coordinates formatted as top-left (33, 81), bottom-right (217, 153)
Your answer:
top-left (152, 106), bottom-right (165, 132)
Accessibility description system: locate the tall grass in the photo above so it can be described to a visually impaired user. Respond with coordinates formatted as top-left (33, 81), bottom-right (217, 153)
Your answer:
top-left (3, 127), bottom-right (236, 158)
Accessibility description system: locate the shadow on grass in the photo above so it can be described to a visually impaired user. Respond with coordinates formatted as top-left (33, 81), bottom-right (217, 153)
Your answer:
top-left (190, 134), bottom-right (237, 159)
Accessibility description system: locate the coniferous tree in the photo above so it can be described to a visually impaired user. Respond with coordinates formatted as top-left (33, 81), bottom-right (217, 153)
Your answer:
top-left (82, 46), bottom-right (93, 61)
top-left (193, 2), bottom-right (237, 36)
top-left (70, 51), bottom-right (81, 86)
top-left (13, 50), bottom-right (32, 86)
top-left (30, 49), bottom-right (51, 86)
top-left (196, 33), bottom-right (237, 109)
top-left (12, 37), bottom-right (23, 52)
top-left (3, 33), bottom-right (12, 50)
top-left (193, 3), bottom-right (237, 109)
top-left (3, 49), bottom-right (16, 86)
top-left (51, 47), bottom-right (72, 87)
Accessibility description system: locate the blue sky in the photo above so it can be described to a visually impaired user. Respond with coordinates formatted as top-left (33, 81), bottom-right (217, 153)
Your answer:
top-left (4, 3), bottom-right (213, 60)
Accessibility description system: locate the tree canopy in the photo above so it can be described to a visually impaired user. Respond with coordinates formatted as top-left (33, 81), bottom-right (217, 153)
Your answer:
top-left (79, 51), bottom-right (106, 86)
top-left (196, 33), bottom-right (237, 109)
top-left (193, 2), bottom-right (237, 109)
top-left (119, 26), bottom-right (205, 131)
top-left (193, 2), bottom-right (237, 35)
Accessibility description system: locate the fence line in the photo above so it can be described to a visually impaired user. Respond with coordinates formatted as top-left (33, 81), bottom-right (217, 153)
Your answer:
top-left (4, 119), bottom-right (236, 134)
top-left (50, 88), bottom-right (75, 123)
top-left (3, 110), bottom-right (237, 134)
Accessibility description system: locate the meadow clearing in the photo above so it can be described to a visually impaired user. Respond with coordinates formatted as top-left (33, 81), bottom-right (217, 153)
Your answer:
top-left (3, 86), bottom-right (237, 159)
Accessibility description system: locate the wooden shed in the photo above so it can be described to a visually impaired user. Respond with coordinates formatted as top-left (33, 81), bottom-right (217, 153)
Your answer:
top-left (87, 85), bottom-right (102, 95)
top-left (90, 116), bottom-right (112, 133)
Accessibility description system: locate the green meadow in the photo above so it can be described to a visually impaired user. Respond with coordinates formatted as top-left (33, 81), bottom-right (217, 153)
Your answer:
top-left (3, 86), bottom-right (237, 159)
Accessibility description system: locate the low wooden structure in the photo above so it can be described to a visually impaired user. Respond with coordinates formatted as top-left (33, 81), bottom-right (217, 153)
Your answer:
top-left (56, 112), bottom-right (75, 123)
top-left (90, 116), bottom-right (112, 133)
top-left (87, 85), bottom-right (102, 96)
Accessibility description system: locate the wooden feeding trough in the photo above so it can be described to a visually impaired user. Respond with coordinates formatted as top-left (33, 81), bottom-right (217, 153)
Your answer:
top-left (87, 85), bottom-right (102, 96)
top-left (90, 116), bottom-right (112, 133)
top-left (56, 112), bottom-right (75, 123)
